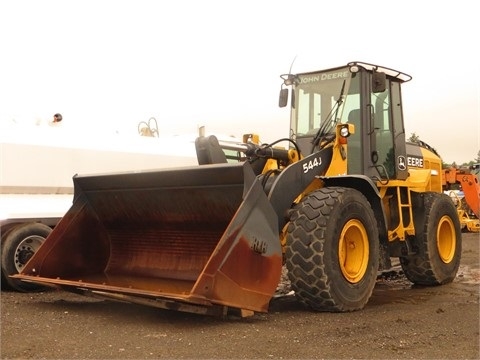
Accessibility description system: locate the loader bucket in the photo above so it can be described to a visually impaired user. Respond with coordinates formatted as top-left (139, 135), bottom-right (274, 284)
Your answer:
top-left (14, 162), bottom-right (283, 315)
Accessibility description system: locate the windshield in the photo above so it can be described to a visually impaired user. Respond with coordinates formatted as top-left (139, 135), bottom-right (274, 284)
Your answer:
top-left (292, 66), bottom-right (360, 137)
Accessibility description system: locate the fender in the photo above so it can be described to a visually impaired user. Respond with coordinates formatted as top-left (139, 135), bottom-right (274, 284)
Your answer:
top-left (321, 174), bottom-right (391, 269)
top-left (321, 174), bottom-right (388, 240)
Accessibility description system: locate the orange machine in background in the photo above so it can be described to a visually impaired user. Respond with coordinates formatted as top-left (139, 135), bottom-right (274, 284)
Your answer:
top-left (443, 165), bottom-right (480, 232)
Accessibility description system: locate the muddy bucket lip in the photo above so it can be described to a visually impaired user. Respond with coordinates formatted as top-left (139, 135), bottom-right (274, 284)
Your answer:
top-left (12, 274), bottom-right (231, 317)
top-left (12, 274), bottom-right (213, 305)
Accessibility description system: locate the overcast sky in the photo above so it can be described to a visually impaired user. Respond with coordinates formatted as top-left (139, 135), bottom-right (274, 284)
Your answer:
top-left (1, 0), bottom-right (478, 164)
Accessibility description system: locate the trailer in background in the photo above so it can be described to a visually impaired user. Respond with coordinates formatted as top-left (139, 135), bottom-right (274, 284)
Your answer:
top-left (1, 123), bottom-right (199, 291)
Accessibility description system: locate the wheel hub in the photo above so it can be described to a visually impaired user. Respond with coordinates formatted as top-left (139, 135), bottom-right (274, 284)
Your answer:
top-left (338, 219), bottom-right (369, 283)
top-left (14, 235), bottom-right (45, 273)
top-left (437, 215), bottom-right (456, 263)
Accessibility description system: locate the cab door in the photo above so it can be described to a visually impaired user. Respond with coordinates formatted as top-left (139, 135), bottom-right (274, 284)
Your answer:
top-left (364, 73), bottom-right (408, 181)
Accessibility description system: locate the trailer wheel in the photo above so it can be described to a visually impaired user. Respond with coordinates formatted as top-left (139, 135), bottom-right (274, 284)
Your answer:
top-left (1, 222), bottom-right (51, 292)
top-left (400, 192), bottom-right (461, 285)
top-left (285, 187), bottom-right (379, 312)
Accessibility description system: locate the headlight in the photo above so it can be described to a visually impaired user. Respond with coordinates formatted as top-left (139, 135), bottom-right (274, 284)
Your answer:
top-left (340, 125), bottom-right (350, 137)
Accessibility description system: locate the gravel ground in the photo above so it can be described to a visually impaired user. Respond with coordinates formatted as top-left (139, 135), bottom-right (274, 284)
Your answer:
top-left (1, 232), bottom-right (479, 359)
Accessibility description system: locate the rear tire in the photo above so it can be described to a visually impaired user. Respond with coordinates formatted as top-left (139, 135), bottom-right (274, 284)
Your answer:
top-left (285, 187), bottom-right (379, 312)
top-left (400, 192), bottom-right (461, 285)
top-left (1, 222), bottom-right (51, 292)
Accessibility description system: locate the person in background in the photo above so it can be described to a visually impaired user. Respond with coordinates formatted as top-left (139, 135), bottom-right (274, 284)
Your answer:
top-left (52, 113), bottom-right (62, 123)
top-left (34, 113), bottom-right (63, 126)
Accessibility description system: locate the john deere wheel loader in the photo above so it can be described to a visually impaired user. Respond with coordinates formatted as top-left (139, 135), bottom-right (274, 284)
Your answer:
top-left (13, 62), bottom-right (461, 316)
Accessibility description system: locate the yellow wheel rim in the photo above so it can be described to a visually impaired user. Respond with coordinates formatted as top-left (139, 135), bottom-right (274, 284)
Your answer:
top-left (437, 215), bottom-right (456, 263)
top-left (338, 219), bottom-right (369, 283)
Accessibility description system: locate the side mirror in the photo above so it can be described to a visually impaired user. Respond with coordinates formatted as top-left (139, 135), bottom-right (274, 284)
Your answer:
top-left (279, 88), bottom-right (289, 108)
top-left (372, 72), bottom-right (386, 93)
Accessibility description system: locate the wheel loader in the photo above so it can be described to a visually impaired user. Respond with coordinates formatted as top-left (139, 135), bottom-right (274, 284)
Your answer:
top-left (13, 61), bottom-right (462, 317)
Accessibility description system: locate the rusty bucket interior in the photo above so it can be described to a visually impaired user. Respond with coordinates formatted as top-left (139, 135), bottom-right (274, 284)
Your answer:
top-left (15, 162), bottom-right (283, 314)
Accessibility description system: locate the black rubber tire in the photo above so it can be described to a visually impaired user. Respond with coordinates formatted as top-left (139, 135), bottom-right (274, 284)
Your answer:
top-left (400, 192), bottom-right (461, 285)
top-left (285, 187), bottom-right (379, 312)
top-left (1, 222), bottom-right (51, 292)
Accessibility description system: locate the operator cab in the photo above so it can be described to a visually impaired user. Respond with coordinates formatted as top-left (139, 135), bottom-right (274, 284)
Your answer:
top-left (280, 61), bottom-right (412, 182)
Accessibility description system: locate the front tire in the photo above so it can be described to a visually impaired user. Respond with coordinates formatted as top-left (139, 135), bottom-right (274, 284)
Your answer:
top-left (400, 192), bottom-right (461, 285)
top-left (1, 222), bottom-right (51, 292)
top-left (286, 187), bottom-right (379, 312)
